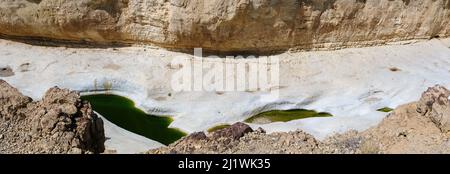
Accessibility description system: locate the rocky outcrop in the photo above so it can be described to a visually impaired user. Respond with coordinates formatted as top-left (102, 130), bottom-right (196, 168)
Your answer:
top-left (211, 122), bottom-right (253, 140)
top-left (0, 80), bottom-right (31, 120)
top-left (151, 122), bottom-right (256, 154)
top-left (417, 85), bottom-right (450, 133)
top-left (324, 85), bottom-right (450, 154)
top-left (150, 127), bottom-right (321, 154)
top-left (0, 80), bottom-right (105, 154)
top-left (1, 0), bottom-right (449, 52)
top-left (149, 85), bottom-right (450, 154)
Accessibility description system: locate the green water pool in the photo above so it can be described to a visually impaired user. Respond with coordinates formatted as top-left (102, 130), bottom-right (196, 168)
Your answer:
top-left (245, 109), bottom-right (332, 124)
top-left (81, 94), bottom-right (186, 145)
top-left (377, 107), bottom-right (394, 113)
top-left (207, 124), bottom-right (231, 133)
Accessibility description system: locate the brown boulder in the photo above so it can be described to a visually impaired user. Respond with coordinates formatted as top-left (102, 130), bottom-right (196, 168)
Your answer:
top-left (186, 132), bottom-right (208, 141)
top-left (212, 122), bottom-right (253, 140)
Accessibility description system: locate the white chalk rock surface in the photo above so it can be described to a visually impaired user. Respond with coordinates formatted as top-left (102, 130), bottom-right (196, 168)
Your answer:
top-left (98, 113), bottom-right (165, 154)
top-left (1, 38), bottom-right (450, 153)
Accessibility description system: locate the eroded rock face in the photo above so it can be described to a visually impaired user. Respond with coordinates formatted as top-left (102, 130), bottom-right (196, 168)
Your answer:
top-left (417, 85), bottom-right (450, 133)
top-left (0, 80), bottom-right (105, 154)
top-left (0, 79), bottom-right (31, 120)
top-left (150, 126), bottom-right (321, 154)
top-left (1, 0), bottom-right (449, 52)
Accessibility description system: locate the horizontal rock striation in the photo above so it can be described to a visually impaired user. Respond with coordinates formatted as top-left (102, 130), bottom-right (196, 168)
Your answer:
top-left (0, 0), bottom-right (449, 52)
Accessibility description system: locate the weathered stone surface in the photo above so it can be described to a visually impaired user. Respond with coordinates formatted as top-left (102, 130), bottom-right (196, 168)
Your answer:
top-left (1, 0), bottom-right (449, 52)
top-left (417, 85), bottom-right (450, 133)
top-left (0, 80), bottom-right (105, 154)
top-left (0, 79), bottom-right (31, 120)
top-left (212, 122), bottom-right (253, 140)
top-left (186, 132), bottom-right (208, 141)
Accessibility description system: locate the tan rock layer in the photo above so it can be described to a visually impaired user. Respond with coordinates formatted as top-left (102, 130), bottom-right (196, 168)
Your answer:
top-left (0, 0), bottom-right (449, 53)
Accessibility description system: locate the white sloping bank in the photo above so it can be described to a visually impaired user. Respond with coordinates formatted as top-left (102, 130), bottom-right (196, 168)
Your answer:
top-left (98, 112), bottom-right (165, 154)
top-left (1, 38), bottom-right (449, 153)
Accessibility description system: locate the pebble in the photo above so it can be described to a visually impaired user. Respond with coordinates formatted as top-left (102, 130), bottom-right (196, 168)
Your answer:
top-left (25, 135), bottom-right (32, 142)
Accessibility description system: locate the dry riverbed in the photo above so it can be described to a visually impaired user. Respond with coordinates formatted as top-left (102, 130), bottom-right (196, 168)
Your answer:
top-left (149, 86), bottom-right (450, 154)
top-left (1, 38), bottom-right (450, 153)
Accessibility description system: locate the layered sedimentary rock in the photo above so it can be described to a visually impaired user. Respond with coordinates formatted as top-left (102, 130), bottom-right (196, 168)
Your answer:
top-left (0, 0), bottom-right (449, 52)
top-left (0, 80), bottom-right (105, 154)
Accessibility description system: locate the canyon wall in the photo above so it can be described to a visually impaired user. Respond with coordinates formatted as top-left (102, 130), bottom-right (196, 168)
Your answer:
top-left (0, 0), bottom-right (449, 52)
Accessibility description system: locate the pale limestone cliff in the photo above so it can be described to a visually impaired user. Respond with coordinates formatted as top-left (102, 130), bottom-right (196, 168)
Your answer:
top-left (0, 0), bottom-right (449, 52)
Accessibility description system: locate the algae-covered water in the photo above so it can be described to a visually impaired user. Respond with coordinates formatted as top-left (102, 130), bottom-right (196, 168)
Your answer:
top-left (377, 107), bottom-right (394, 113)
top-left (207, 124), bottom-right (231, 133)
top-left (81, 94), bottom-right (186, 145)
top-left (245, 109), bottom-right (332, 124)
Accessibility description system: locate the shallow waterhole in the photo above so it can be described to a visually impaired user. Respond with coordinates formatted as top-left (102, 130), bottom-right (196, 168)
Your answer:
top-left (244, 109), bottom-right (332, 124)
top-left (377, 107), bottom-right (394, 113)
top-left (82, 94), bottom-right (334, 143)
top-left (81, 94), bottom-right (186, 145)
top-left (207, 124), bottom-right (231, 133)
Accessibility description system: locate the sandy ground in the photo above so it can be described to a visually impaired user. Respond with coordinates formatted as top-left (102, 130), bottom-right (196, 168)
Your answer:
top-left (1, 38), bottom-right (449, 153)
